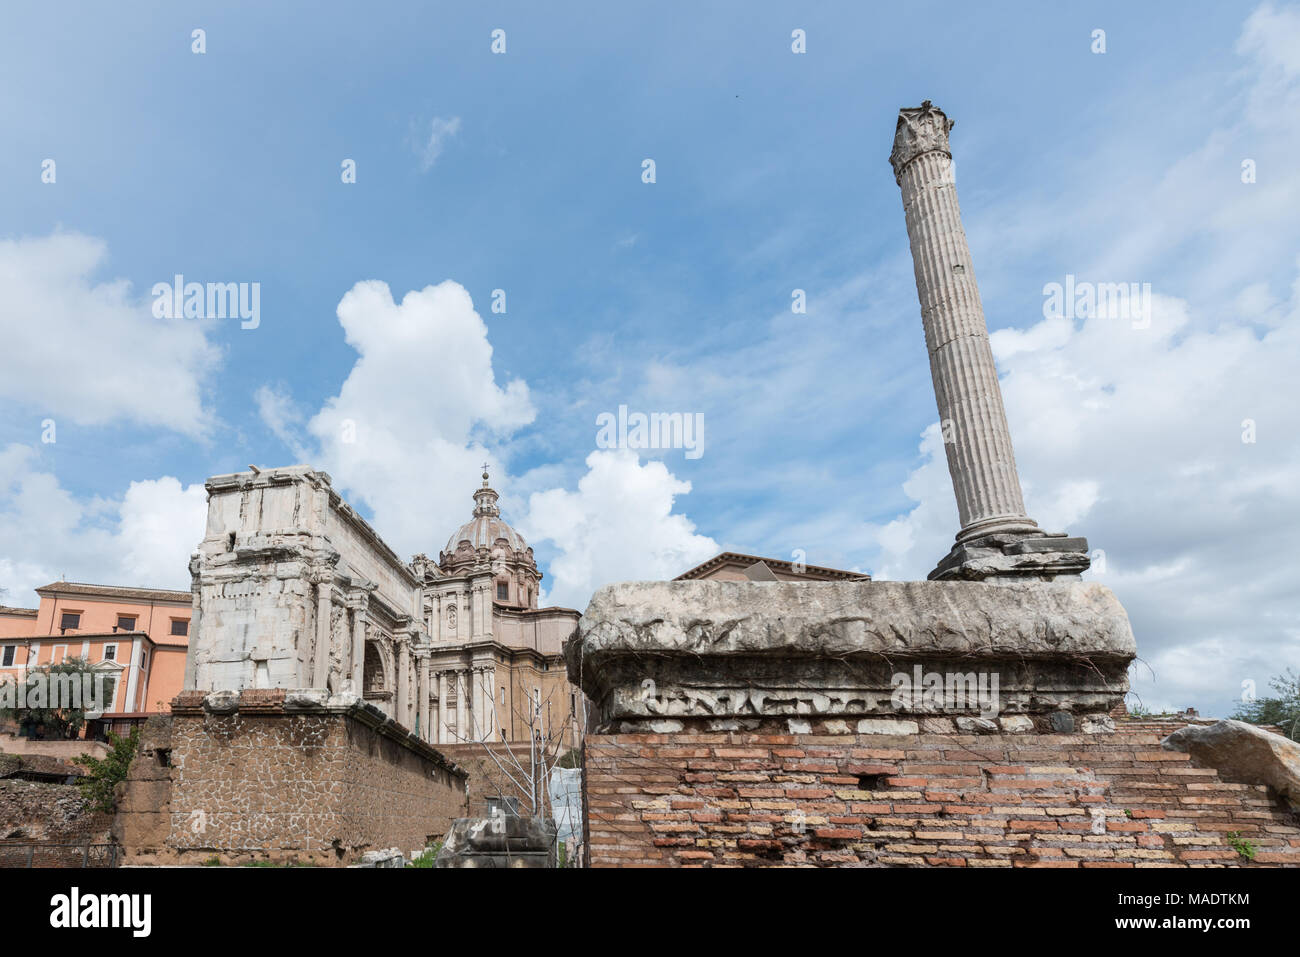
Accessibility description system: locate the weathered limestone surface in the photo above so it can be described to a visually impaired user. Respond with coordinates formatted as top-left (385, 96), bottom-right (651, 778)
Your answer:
top-left (186, 466), bottom-right (422, 699)
top-left (890, 102), bottom-right (1089, 582)
top-left (186, 465), bottom-right (583, 751)
top-left (567, 580), bottom-right (1134, 731)
top-left (1163, 719), bottom-right (1300, 809)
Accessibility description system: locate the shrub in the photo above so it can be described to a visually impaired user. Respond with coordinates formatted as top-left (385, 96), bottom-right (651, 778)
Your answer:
top-left (72, 727), bottom-right (140, 812)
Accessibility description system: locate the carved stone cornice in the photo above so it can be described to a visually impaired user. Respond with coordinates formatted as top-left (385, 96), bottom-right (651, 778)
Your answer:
top-left (567, 580), bottom-right (1135, 733)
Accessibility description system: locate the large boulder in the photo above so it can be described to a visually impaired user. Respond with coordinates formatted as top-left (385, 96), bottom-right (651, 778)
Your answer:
top-left (1163, 720), bottom-right (1300, 809)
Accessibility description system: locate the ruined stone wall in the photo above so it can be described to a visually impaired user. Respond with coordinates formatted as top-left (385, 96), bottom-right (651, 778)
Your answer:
top-left (337, 710), bottom-right (466, 853)
top-left (151, 690), bottom-right (466, 865)
top-left (0, 781), bottom-right (112, 846)
top-left (584, 730), bottom-right (1300, 867)
top-left (112, 716), bottom-right (175, 865)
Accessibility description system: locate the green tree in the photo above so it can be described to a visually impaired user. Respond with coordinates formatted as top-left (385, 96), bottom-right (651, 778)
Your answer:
top-left (0, 656), bottom-right (113, 740)
top-left (1232, 670), bottom-right (1300, 742)
top-left (72, 727), bottom-right (140, 812)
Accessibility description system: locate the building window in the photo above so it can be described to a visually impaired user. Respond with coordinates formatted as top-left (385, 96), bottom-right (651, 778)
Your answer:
top-left (169, 619), bottom-right (189, 637)
top-left (1, 646), bottom-right (14, 667)
top-left (496, 582), bottom-right (509, 601)
top-left (59, 612), bottom-right (80, 631)
top-left (486, 796), bottom-right (520, 817)
top-left (103, 643), bottom-right (117, 662)
top-left (115, 615), bottom-right (136, 632)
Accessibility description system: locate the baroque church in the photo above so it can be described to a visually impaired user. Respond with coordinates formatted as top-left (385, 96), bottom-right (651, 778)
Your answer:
top-left (408, 469), bottom-right (581, 747)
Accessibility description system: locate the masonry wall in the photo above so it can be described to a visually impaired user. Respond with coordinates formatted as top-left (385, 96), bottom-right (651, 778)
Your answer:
top-left (112, 716), bottom-right (175, 864)
top-left (151, 691), bottom-right (467, 865)
top-left (584, 730), bottom-right (1300, 867)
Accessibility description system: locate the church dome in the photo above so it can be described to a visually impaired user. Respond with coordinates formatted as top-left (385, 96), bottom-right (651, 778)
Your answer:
top-left (439, 470), bottom-right (532, 568)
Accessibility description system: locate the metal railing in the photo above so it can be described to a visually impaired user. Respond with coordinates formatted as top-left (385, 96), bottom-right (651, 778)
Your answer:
top-left (0, 841), bottom-right (119, 868)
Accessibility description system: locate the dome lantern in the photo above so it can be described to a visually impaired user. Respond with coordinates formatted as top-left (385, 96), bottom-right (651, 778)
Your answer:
top-left (438, 467), bottom-right (539, 594)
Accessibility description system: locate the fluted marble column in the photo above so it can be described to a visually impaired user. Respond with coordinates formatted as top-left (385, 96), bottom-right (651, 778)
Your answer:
top-left (436, 671), bottom-right (447, 744)
top-left (890, 101), bottom-right (1038, 544)
top-left (417, 653), bottom-right (430, 741)
top-left (890, 101), bottom-right (1090, 583)
top-left (312, 581), bottom-right (333, 689)
top-left (472, 666), bottom-right (486, 741)
top-left (396, 638), bottom-right (410, 726)
top-left (349, 598), bottom-right (368, 696)
top-left (455, 670), bottom-right (467, 741)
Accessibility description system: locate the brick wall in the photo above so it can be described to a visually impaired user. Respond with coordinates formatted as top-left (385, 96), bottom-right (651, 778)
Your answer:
top-left (584, 731), bottom-right (1300, 867)
top-left (148, 690), bottom-right (468, 865)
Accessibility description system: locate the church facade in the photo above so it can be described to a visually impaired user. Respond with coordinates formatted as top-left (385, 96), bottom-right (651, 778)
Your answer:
top-left (413, 471), bottom-right (581, 746)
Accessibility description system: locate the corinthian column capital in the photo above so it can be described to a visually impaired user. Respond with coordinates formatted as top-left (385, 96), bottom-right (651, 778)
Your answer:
top-left (889, 100), bottom-right (954, 183)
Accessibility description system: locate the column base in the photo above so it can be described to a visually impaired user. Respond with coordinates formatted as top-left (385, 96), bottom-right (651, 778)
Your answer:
top-left (929, 529), bottom-right (1091, 583)
top-left (954, 515), bottom-right (1040, 544)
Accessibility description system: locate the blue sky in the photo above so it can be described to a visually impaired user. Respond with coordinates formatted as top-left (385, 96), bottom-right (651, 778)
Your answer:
top-left (2, 1), bottom-right (1298, 718)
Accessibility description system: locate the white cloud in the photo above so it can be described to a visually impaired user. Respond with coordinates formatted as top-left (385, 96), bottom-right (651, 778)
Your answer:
top-left (875, 278), bottom-right (1300, 717)
top-left (116, 477), bottom-right (208, 590)
top-left (520, 450), bottom-right (718, 609)
top-left (0, 232), bottom-right (220, 436)
top-left (254, 384), bottom-right (311, 462)
top-left (239, 2), bottom-right (1299, 714)
top-left (255, 279), bottom-right (717, 610)
top-left (0, 444), bottom-right (206, 604)
top-left (1237, 2), bottom-right (1300, 82)
top-left (414, 116), bottom-right (462, 172)
top-left (281, 279), bottom-right (534, 560)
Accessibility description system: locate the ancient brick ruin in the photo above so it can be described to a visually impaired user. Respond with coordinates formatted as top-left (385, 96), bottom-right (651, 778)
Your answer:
top-left (581, 725), bottom-right (1300, 867)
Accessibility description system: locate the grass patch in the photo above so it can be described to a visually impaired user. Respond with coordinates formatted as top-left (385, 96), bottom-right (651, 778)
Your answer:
top-left (407, 843), bottom-right (441, 868)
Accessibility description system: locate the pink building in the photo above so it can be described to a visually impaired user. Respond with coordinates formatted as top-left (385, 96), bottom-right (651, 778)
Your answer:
top-left (0, 581), bottom-right (192, 740)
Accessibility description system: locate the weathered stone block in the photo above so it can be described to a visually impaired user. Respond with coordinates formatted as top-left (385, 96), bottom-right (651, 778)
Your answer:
top-left (567, 580), bottom-right (1134, 731)
top-left (435, 815), bottom-right (557, 868)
